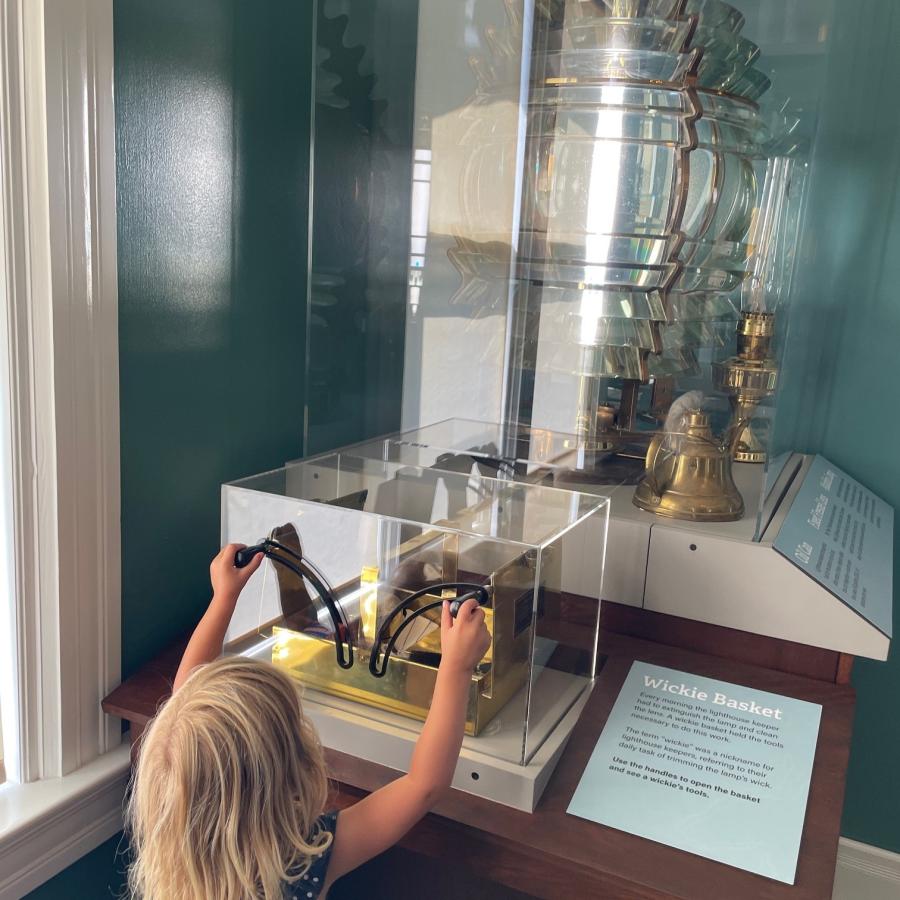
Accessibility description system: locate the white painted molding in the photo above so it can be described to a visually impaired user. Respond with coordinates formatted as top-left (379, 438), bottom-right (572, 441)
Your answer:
top-left (834, 838), bottom-right (900, 900)
top-left (0, 0), bottom-right (56, 787)
top-left (0, 744), bottom-right (130, 900)
top-left (42, 0), bottom-right (122, 771)
top-left (0, 0), bottom-right (120, 783)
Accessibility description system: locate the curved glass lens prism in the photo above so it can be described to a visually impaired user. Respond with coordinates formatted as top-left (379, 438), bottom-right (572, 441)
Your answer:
top-left (563, 17), bottom-right (696, 52)
top-left (541, 48), bottom-right (699, 84)
top-left (562, 0), bottom-right (745, 34)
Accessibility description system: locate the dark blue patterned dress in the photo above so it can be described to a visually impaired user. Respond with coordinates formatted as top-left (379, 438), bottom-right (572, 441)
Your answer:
top-left (282, 811), bottom-right (338, 899)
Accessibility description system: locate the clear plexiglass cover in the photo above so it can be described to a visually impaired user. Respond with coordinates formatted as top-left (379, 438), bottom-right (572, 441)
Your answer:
top-left (223, 453), bottom-right (609, 766)
top-left (306, 0), bottom-right (829, 539)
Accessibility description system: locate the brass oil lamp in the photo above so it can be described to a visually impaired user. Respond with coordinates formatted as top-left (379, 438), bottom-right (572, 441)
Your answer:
top-left (712, 311), bottom-right (778, 463)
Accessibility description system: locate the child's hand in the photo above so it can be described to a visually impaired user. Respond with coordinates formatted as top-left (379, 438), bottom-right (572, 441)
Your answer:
top-left (209, 543), bottom-right (263, 605)
top-left (173, 545), bottom-right (265, 690)
top-left (439, 597), bottom-right (491, 674)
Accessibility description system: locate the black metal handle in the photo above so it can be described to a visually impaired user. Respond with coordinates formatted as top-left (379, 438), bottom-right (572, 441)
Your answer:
top-left (369, 582), bottom-right (489, 679)
top-left (449, 589), bottom-right (487, 618)
top-left (234, 544), bottom-right (267, 568)
top-left (234, 538), bottom-right (354, 669)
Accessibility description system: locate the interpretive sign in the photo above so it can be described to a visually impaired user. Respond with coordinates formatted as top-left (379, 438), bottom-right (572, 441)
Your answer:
top-left (568, 662), bottom-right (822, 884)
top-left (774, 454), bottom-right (893, 637)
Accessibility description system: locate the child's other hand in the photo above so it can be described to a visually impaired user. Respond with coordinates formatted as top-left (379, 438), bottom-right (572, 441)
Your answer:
top-left (440, 597), bottom-right (491, 674)
top-left (210, 543), bottom-right (263, 605)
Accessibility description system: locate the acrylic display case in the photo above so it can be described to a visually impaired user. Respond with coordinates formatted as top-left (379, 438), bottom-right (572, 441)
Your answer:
top-left (312, 417), bottom-right (629, 492)
top-left (226, 0), bottom-right (877, 813)
top-left (294, 415), bottom-right (892, 665)
top-left (306, 0), bottom-right (830, 536)
top-left (222, 452), bottom-right (608, 808)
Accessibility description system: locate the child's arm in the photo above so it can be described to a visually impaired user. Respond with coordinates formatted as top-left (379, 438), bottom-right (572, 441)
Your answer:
top-left (173, 543), bottom-right (263, 691)
top-left (324, 597), bottom-right (491, 888)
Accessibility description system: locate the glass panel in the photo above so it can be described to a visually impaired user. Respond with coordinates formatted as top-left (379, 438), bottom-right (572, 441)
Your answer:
top-left (227, 0), bottom-right (838, 783)
top-left (223, 454), bottom-right (607, 766)
top-left (306, 0), bottom-right (420, 453)
top-left (346, 0), bottom-right (827, 540)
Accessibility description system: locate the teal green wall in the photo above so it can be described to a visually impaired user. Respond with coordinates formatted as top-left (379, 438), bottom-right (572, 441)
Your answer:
top-left (785, 0), bottom-right (900, 854)
top-left (24, 834), bottom-right (127, 899)
top-left (115, 0), bottom-right (313, 678)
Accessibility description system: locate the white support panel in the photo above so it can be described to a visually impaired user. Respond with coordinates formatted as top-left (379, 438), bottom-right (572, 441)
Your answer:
top-left (601, 515), bottom-right (651, 608)
top-left (559, 501), bottom-right (608, 599)
top-left (306, 676), bottom-right (590, 812)
top-left (644, 525), bottom-right (889, 660)
top-left (306, 669), bottom-right (589, 813)
top-left (591, 481), bottom-right (653, 608)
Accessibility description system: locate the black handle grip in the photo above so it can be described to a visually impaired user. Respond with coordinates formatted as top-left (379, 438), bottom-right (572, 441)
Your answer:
top-left (234, 544), bottom-right (266, 568)
top-left (449, 587), bottom-right (490, 618)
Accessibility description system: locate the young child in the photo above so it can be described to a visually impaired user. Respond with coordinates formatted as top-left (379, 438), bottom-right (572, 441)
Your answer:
top-left (126, 544), bottom-right (491, 900)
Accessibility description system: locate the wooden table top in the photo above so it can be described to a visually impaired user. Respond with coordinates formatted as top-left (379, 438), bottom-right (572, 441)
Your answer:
top-left (103, 631), bottom-right (854, 900)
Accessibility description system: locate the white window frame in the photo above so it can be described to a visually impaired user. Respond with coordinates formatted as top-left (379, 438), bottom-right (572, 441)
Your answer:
top-left (0, 0), bottom-right (129, 894)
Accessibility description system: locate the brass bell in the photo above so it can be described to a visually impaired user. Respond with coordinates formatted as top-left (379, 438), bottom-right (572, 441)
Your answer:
top-left (632, 410), bottom-right (744, 522)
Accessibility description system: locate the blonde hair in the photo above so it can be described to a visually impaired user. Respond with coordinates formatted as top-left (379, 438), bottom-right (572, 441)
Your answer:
top-left (126, 656), bottom-right (331, 900)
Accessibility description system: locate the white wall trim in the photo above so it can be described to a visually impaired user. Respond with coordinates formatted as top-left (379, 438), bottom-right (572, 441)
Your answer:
top-left (0, 744), bottom-right (130, 900)
top-left (0, 0), bottom-right (120, 784)
top-left (42, 0), bottom-right (122, 771)
top-left (834, 838), bottom-right (900, 900)
top-left (0, 0), bottom-right (57, 787)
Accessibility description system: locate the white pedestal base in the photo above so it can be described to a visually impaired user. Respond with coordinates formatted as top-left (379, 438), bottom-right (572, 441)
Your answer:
top-left (303, 668), bottom-right (592, 812)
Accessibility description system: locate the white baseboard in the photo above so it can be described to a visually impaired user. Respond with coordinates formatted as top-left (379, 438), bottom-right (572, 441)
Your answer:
top-left (0, 745), bottom-right (131, 900)
top-left (834, 838), bottom-right (900, 900)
